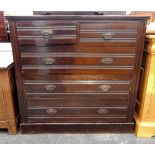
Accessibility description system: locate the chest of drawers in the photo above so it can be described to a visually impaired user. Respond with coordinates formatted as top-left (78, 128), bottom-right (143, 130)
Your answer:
top-left (7, 14), bottom-right (149, 133)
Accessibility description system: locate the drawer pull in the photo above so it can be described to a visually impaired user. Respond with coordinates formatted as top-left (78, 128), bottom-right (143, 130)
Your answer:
top-left (43, 58), bottom-right (55, 65)
top-left (99, 85), bottom-right (111, 92)
top-left (102, 32), bottom-right (113, 40)
top-left (101, 58), bottom-right (114, 64)
top-left (97, 108), bottom-right (109, 114)
top-left (42, 29), bottom-right (53, 38)
top-left (46, 108), bottom-right (57, 114)
top-left (45, 85), bottom-right (56, 91)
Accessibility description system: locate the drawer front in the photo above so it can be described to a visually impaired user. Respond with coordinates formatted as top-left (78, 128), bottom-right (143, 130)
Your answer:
top-left (80, 22), bottom-right (138, 46)
top-left (27, 107), bottom-right (127, 117)
top-left (24, 81), bottom-right (130, 93)
top-left (17, 20), bottom-right (77, 45)
top-left (27, 99), bottom-right (128, 107)
top-left (21, 53), bottom-right (135, 67)
top-left (20, 46), bottom-right (136, 54)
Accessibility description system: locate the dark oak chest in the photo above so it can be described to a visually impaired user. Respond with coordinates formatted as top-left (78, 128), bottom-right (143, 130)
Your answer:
top-left (7, 14), bottom-right (149, 133)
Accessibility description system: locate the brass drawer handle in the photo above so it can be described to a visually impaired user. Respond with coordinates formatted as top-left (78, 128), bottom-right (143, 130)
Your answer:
top-left (99, 85), bottom-right (111, 92)
top-left (45, 85), bottom-right (56, 91)
top-left (43, 58), bottom-right (55, 65)
top-left (97, 108), bottom-right (109, 114)
top-left (101, 58), bottom-right (114, 64)
top-left (46, 108), bottom-right (57, 114)
top-left (42, 29), bottom-right (54, 38)
top-left (102, 32), bottom-right (113, 40)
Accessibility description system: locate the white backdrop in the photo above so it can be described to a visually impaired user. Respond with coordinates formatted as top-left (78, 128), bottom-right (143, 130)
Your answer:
top-left (0, 0), bottom-right (154, 15)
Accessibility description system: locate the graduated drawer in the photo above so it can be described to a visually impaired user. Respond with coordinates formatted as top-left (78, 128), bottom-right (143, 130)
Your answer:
top-left (26, 107), bottom-right (127, 117)
top-left (21, 53), bottom-right (135, 67)
top-left (80, 21), bottom-right (138, 46)
top-left (27, 98), bottom-right (129, 107)
top-left (16, 20), bottom-right (77, 45)
top-left (24, 81), bottom-right (130, 93)
top-left (20, 46), bottom-right (136, 54)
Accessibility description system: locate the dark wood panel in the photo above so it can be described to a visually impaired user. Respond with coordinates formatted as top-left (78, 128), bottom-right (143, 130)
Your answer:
top-left (80, 31), bottom-right (137, 39)
top-left (26, 93), bottom-right (129, 101)
top-left (80, 22), bottom-right (138, 30)
top-left (18, 37), bottom-right (77, 45)
top-left (24, 81), bottom-right (130, 93)
top-left (80, 40), bottom-right (136, 47)
top-left (27, 107), bottom-right (127, 117)
top-left (27, 99), bottom-right (128, 107)
top-left (19, 46), bottom-right (136, 54)
top-left (16, 20), bottom-right (77, 27)
top-left (18, 29), bottom-right (76, 36)
top-left (20, 123), bottom-right (134, 133)
top-left (21, 54), bottom-right (135, 66)
top-left (27, 116), bottom-right (127, 123)
top-left (23, 74), bottom-right (132, 81)
top-left (22, 67), bottom-right (133, 75)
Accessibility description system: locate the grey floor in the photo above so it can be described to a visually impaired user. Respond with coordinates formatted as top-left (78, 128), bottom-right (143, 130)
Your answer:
top-left (0, 129), bottom-right (155, 144)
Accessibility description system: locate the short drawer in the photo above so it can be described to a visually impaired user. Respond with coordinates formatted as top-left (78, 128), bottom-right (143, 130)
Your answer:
top-left (26, 107), bottom-right (127, 117)
top-left (80, 22), bottom-right (138, 46)
top-left (17, 20), bottom-right (77, 45)
top-left (24, 81), bottom-right (130, 93)
top-left (21, 53), bottom-right (135, 67)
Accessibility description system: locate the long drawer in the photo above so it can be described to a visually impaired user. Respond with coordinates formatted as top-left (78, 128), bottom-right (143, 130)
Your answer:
top-left (26, 106), bottom-right (128, 122)
top-left (24, 81), bottom-right (130, 93)
top-left (21, 53), bottom-right (135, 67)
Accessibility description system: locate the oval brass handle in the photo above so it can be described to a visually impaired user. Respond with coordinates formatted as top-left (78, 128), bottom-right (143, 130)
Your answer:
top-left (101, 58), bottom-right (114, 64)
top-left (42, 29), bottom-right (53, 38)
top-left (43, 58), bottom-right (55, 65)
top-left (102, 32), bottom-right (113, 40)
top-left (99, 85), bottom-right (111, 92)
top-left (45, 85), bottom-right (56, 91)
top-left (46, 108), bottom-right (57, 114)
top-left (97, 108), bottom-right (109, 114)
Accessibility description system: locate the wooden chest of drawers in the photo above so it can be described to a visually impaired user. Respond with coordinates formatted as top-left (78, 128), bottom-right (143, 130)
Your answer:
top-left (7, 14), bottom-right (149, 133)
